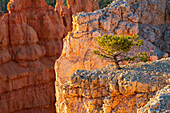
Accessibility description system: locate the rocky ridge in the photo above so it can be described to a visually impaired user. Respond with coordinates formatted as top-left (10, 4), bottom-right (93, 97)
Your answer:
top-left (138, 85), bottom-right (170, 113)
top-left (57, 58), bottom-right (170, 112)
top-left (56, 0), bottom-right (141, 86)
top-left (0, 0), bottom-right (99, 113)
top-left (55, 0), bottom-right (169, 112)
top-left (124, 0), bottom-right (170, 54)
top-left (55, 1), bottom-right (168, 109)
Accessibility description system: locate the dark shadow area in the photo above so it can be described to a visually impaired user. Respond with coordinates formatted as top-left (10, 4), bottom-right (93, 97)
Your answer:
top-left (97, 0), bottom-right (114, 9)
top-left (45, 0), bottom-right (56, 8)
top-left (0, 0), bottom-right (9, 13)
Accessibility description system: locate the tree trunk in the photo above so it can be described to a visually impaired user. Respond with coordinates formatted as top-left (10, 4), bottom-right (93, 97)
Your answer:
top-left (115, 61), bottom-right (121, 70)
top-left (114, 56), bottom-right (121, 70)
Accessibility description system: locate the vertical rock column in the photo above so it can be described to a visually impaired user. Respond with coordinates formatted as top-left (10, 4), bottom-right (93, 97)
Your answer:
top-left (0, 0), bottom-right (99, 112)
top-left (0, 0), bottom-right (65, 113)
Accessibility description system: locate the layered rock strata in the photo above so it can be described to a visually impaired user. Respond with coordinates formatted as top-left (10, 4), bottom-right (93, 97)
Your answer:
top-left (57, 58), bottom-right (170, 112)
top-left (0, 0), bottom-right (99, 113)
top-left (0, 0), bottom-right (63, 112)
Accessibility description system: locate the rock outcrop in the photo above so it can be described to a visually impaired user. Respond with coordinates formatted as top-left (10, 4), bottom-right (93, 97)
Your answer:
top-left (126, 0), bottom-right (170, 54)
top-left (56, 0), bottom-right (140, 85)
top-left (55, 0), bottom-right (169, 112)
top-left (0, 0), bottom-right (99, 113)
top-left (56, 58), bottom-right (170, 112)
top-left (0, 0), bottom-right (64, 112)
top-left (55, 0), bottom-right (99, 36)
top-left (138, 85), bottom-right (170, 113)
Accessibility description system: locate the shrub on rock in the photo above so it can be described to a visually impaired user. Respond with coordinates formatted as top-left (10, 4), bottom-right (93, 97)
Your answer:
top-left (93, 35), bottom-right (148, 69)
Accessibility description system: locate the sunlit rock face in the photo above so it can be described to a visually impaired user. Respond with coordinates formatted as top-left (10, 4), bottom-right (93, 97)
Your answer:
top-left (56, 0), bottom-right (139, 86)
top-left (0, 0), bottom-right (99, 113)
top-left (55, 0), bottom-right (138, 112)
top-left (55, 0), bottom-right (169, 112)
top-left (55, 0), bottom-right (99, 36)
top-left (56, 57), bottom-right (169, 112)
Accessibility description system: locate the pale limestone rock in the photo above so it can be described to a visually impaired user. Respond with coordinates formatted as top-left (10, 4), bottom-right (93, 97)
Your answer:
top-left (54, 0), bottom-right (169, 112)
top-left (92, 30), bottom-right (101, 38)
top-left (137, 85), bottom-right (170, 113)
top-left (77, 23), bottom-right (88, 32)
top-left (57, 58), bottom-right (169, 112)
top-left (88, 20), bottom-right (99, 31)
top-left (100, 19), bottom-right (111, 31)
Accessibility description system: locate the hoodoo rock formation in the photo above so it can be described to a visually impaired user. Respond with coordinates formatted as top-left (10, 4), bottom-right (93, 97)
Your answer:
top-left (55, 0), bottom-right (99, 36)
top-left (0, 0), bottom-right (99, 113)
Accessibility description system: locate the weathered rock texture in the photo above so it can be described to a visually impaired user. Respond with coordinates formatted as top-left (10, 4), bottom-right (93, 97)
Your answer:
top-left (0, 0), bottom-right (63, 112)
top-left (0, 0), bottom-right (99, 113)
top-left (56, 0), bottom-right (140, 85)
top-left (55, 0), bottom-right (99, 36)
top-left (0, 11), bottom-right (3, 17)
top-left (126, 0), bottom-right (170, 54)
top-left (55, 0), bottom-right (169, 112)
top-left (56, 58), bottom-right (170, 112)
top-left (138, 85), bottom-right (170, 113)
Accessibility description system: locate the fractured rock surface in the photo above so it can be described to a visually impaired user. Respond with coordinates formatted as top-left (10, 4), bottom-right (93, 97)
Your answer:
top-left (0, 0), bottom-right (99, 113)
top-left (126, 0), bottom-right (170, 54)
top-left (57, 58), bottom-right (170, 112)
top-left (55, 0), bottom-right (169, 112)
top-left (56, 0), bottom-right (140, 86)
top-left (55, 0), bottom-right (99, 36)
top-left (0, 0), bottom-right (63, 112)
top-left (138, 85), bottom-right (170, 113)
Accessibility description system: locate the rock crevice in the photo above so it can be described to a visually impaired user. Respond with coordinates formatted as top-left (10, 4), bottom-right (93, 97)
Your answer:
top-left (0, 0), bottom-right (99, 113)
top-left (57, 58), bottom-right (170, 112)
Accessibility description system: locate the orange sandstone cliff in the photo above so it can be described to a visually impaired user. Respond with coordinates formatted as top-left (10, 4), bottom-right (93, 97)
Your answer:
top-left (55, 0), bottom-right (99, 36)
top-left (0, 0), bottom-right (99, 113)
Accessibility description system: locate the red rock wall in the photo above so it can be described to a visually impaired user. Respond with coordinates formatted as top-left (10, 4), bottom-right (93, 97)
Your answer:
top-left (55, 0), bottom-right (99, 36)
top-left (0, 0), bottom-right (99, 113)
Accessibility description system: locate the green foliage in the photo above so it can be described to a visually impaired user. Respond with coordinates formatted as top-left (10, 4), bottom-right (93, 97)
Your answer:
top-left (93, 35), bottom-right (148, 69)
top-left (45, 0), bottom-right (56, 7)
top-left (63, 0), bottom-right (67, 6)
top-left (137, 52), bottom-right (148, 62)
top-left (0, 0), bottom-right (113, 13)
top-left (0, 0), bottom-right (9, 13)
top-left (97, 0), bottom-right (113, 9)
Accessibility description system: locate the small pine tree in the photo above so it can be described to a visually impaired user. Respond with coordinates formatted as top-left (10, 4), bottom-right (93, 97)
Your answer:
top-left (93, 35), bottom-right (148, 69)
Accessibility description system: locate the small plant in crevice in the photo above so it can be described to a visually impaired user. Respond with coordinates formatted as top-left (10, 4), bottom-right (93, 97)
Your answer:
top-left (93, 34), bottom-right (148, 69)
